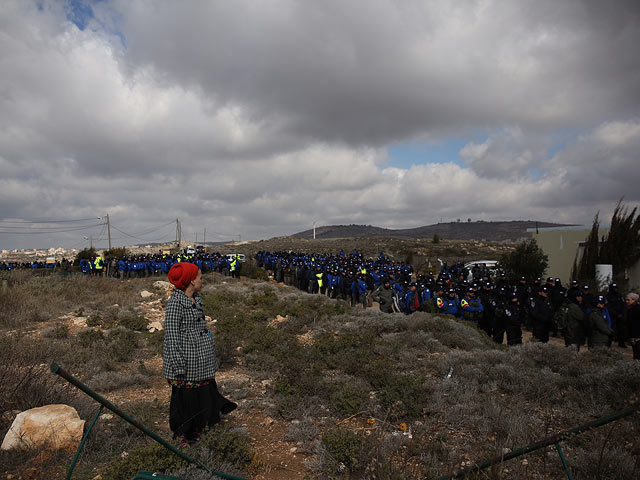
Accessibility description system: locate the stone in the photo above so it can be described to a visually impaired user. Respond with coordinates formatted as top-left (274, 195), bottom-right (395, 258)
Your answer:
top-left (72, 317), bottom-right (87, 327)
top-left (147, 321), bottom-right (164, 332)
top-left (152, 281), bottom-right (173, 292)
top-left (1, 404), bottom-right (85, 451)
top-left (140, 290), bottom-right (153, 298)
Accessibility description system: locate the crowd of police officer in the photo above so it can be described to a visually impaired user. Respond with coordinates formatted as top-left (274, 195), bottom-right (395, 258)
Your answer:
top-left (4, 247), bottom-right (638, 356)
top-left (257, 249), bottom-right (413, 309)
top-left (256, 251), bottom-right (638, 354)
top-left (0, 252), bottom-right (243, 279)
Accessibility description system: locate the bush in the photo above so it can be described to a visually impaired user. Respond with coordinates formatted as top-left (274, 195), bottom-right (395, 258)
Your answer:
top-left (89, 371), bottom-right (150, 393)
top-left (103, 247), bottom-right (127, 259)
top-left (77, 328), bottom-right (104, 347)
top-left (322, 428), bottom-right (362, 473)
top-left (499, 238), bottom-right (548, 283)
top-left (378, 373), bottom-right (426, 419)
top-left (106, 327), bottom-right (138, 362)
top-left (118, 314), bottom-right (148, 331)
top-left (41, 324), bottom-right (69, 339)
top-left (329, 379), bottom-right (371, 416)
top-left (102, 441), bottom-right (185, 480)
top-left (86, 314), bottom-right (102, 327)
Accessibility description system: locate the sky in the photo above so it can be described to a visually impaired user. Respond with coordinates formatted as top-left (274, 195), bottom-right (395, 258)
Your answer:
top-left (1, 0), bottom-right (640, 250)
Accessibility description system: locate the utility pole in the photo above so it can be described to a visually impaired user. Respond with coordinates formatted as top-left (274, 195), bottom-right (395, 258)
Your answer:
top-left (204, 228), bottom-right (206, 245)
top-left (175, 219), bottom-right (181, 248)
top-left (106, 213), bottom-right (112, 250)
top-left (313, 221), bottom-right (316, 240)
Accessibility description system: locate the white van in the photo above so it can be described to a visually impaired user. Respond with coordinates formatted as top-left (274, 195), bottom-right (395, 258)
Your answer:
top-left (464, 260), bottom-right (499, 281)
top-left (185, 246), bottom-right (196, 255)
top-left (226, 253), bottom-right (246, 263)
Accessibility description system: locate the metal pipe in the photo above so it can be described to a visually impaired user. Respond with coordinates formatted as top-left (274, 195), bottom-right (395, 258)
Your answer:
top-left (554, 442), bottom-right (574, 480)
top-left (50, 363), bottom-right (249, 480)
top-left (436, 402), bottom-right (639, 479)
top-left (67, 405), bottom-right (103, 480)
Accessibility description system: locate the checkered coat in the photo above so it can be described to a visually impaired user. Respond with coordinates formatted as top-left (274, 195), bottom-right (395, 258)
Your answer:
top-left (162, 289), bottom-right (218, 381)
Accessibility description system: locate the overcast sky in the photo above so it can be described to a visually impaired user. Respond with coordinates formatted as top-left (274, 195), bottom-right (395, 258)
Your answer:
top-left (1, 0), bottom-right (639, 250)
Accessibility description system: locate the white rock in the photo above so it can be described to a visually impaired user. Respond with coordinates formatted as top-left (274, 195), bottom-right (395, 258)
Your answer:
top-left (152, 281), bottom-right (173, 292)
top-left (72, 317), bottom-right (87, 327)
top-left (140, 290), bottom-right (153, 298)
top-left (147, 321), bottom-right (164, 332)
top-left (1, 404), bottom-right (85, 451)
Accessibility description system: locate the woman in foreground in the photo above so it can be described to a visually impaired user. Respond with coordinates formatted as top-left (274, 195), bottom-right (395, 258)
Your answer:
top-left (162, 262), bottom-right (236, 446)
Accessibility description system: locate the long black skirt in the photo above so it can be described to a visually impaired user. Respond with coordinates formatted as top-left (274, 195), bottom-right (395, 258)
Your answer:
top-left (169, 379), bottom-right (237, 439)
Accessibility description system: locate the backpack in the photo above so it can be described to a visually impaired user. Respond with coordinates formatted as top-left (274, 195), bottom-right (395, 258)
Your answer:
top-left (553, 302), bottom-right (570, 330)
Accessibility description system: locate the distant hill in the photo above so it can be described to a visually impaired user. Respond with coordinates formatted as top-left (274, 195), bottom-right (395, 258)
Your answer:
top-left (292, 221), bottom-right (573, 242)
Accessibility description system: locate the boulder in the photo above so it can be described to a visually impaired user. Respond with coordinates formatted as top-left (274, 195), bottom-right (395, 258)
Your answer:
top-left (1, 404), bottom-right (85, 451)
top-left (140, 290), bottom-right (153, 298)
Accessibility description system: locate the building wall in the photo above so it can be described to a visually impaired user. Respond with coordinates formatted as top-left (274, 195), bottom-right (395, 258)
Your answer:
top-left (532, 229), bottom-right (607, 284)
top-left (533, 228), bottom-right (640, 290)
top-left (627, 260), bottom-right (640, 291)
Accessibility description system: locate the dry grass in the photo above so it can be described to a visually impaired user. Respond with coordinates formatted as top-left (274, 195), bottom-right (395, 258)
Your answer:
top-left (0, 270), bottom-right (638, 479)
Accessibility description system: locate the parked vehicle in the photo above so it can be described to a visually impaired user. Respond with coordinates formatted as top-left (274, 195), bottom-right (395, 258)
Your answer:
top-left (226, 253), bottom-right (246, 262)
top-left (464, 260), bottom-right (499, 281)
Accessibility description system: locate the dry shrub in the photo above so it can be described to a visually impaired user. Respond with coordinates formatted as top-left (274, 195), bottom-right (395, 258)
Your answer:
top-left (88, 371), bottom-right (150, 393)
top-left (0, 273), bottom-right (152, 329)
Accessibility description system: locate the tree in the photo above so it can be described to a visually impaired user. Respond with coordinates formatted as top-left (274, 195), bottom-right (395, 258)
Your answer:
top-left (572, 213), bottom-right (601, 282)
top-left (573, 200), bottom-right (640, 283)
top-left (599, 200), bottom-right (640, 278)
top-left (74, 248), bottom-right (96, 266)
top-left (432, 233), bottom-right (440, 244)
top-left (103, 247), bottom-right (127, 259)
top-left (499, 239), bottom-right (548, 283)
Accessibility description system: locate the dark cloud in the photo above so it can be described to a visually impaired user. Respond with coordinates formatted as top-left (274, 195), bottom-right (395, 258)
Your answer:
top-left (0, 0), bottom-right (639, 249)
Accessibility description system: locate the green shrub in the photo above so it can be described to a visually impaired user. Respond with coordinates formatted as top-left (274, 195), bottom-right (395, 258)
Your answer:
top-left (119, 314), bottom-right (148, 331)
top-left (106, 328), bottom-right (138, 362)
top-left (322, 428), bottom-right (362, 473)
top-left (41, 324), bottom-right (69, 339)
top-left (378, 373), bottom-right (426, 419)
top-left (248, 288), bottom-right (278, 308)
top-left (102, 441), bottom-right (185, 480)
top-left (86, 314), bottom-right (102, 327)
top-left (89, 371), bottom-right (150, 392)
top-left (198, 424), bottom-right (252, 466)
top-left (329, 381), bottom-right (370, 416)
top-left (77, 328), bottom-right (104, 347)
top-left (143, 330), bottom-right (165, 355)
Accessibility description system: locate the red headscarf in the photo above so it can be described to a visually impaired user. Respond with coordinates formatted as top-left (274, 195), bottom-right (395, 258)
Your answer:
top-left (168, 262), bottom-right (199, 290)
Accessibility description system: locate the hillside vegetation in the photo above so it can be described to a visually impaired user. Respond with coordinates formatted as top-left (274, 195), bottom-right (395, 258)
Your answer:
top-left (291, 220), bottom-right (572, 242)
top-left (0, 268), bottom-right (638, 479)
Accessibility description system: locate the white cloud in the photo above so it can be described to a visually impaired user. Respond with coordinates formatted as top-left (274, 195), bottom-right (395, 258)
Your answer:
top-left (0, 0), bottom-right (639, 249)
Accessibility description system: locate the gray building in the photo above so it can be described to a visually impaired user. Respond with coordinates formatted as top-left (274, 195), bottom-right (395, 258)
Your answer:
top-left (530, 226), bottom-right (640, 290)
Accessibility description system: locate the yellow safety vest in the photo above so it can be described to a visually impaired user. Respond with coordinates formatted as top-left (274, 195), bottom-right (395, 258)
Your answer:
top-left (316, 272), bottom-right (323, 287)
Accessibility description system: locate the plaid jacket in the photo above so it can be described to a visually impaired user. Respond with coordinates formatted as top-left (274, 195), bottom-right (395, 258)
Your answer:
top-left (162, 289), bottom-right (218, 381)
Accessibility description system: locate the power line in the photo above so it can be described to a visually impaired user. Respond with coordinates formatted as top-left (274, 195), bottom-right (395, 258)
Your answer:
top-left (0, 223), bottom-right (106, 234)
top-left (109, 222), bottom-right (175, 243)
top-left (0, 217), bottom-right (101, 224)
top-left (0, 223), bottom-right (105, 230)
